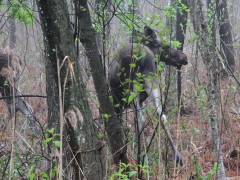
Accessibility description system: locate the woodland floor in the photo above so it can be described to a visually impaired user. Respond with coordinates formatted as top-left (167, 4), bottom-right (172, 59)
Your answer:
top-left (0, 63), bottom-right (240, 180)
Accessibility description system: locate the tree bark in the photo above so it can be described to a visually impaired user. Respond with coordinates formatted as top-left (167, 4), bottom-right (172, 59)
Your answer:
top-left (36, 0), bottom-right (104, 179)
top-left (188, 0), bottom-right (226, 179)
top-left (95, 0), bottom-right (112, 78)
top-left (175, 0), bottom-right (188, 115)
top-left (7, 1), bottom-right (16, 49)
top-left (216, 0), bottom-right (235, 75)
top-left (77, 0), bottom-right (128, 165)
top-left (165, 0), bottom-right (188, 115)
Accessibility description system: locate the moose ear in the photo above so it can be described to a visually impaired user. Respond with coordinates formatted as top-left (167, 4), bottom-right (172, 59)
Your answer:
top-left (144, 26), bottom-right (159, 46)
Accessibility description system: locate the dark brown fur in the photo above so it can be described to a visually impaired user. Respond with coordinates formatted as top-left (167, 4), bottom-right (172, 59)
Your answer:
top-left (108, 27), bottom-right (188, 165)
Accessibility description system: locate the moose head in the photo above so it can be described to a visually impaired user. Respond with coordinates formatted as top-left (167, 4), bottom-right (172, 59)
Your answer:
top-left (141, 26), bottom-right (188, 68)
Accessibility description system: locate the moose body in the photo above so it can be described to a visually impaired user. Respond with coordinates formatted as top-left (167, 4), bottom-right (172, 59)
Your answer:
top-left (0, 48), bottom-right (37, 133)
top-left (109, 27), bottom-right (188, 165)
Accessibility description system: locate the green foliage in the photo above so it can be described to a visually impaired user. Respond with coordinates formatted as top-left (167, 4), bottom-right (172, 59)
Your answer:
top-left (180, 120), bottom-right (188, 133)
top-left (3, 80), bottom-right (9, 87)
top-left (44, 137), bottom-right (53, 144)
top-left (190, 157), bottom-right (221, 180)
top-left (97, 132), bottom-right (104, 139)
top-left (27, 166), bottom-right (36, 180)
top-left (109, 163), bottom-right (148, 179)
top-left (7, 0), bottom-right (34, 24)
top-left (47, 128), bottom-right (55, 134)
top-left (114, 103), bottom-right (120, 108)
top-left (164, 6), bottom-right (176, 19)
top-left (40, 172), bottom-right (49, 179)
top-left (27, 164), bottom-right (50, 179)
top-left (127, 92), bottom-right (137, 104)
top-left (103, 113), bottom-right (111, 119)
top-left (192, 128), bottom-right (200, 135)
top-left (0, 129), bottom-right (58, 179)
top-left (51, 166), bottom-right (58, 178)
top-left (205, 162), bottom-right (220, 180)
top-left (53, 140), bottom-right (60, 148)
top-left (44, 128), bottom-right (61, 148)
top-left (196, 87), bottom-right (207, 118)
top-left (170, 40), bottom-right (182, 48)
top-left (177, 0), bottom-right (190, 14)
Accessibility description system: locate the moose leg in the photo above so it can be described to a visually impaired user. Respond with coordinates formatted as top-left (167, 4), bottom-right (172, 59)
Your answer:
top-left (14, 95), bottom-right (38, 134)
top-left (130, 96), bottom-right (145, 142)
top-left (3, 88), bottom-right (38, 134)
top-left (145, 84), bottom-right (183, 165)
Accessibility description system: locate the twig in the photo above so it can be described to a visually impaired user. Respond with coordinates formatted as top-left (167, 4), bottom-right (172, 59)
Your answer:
top-left (0, 94), bottom-right (47, 100)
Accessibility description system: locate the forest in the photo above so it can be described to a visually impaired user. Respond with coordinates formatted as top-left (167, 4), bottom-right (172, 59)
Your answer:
top-left (0, 0), bottom-right (240, 179)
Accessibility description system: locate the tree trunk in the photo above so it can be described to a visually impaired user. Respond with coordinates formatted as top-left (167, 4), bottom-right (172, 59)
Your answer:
top-left (36, 0), bottom-right (104, 179)
top-left (175, 0), bottom-right (188, 115)
top-left (188, 0), bottom-right (226, 179)
top-left (165, 0), bottom-right (177, 115)
top-left (95, 0), bottom-right (111, 78)
top-left (216, 0), bottom-right (235, 75)
top-left (165, 0), bottom-right (188, 116)
top-left (7, 1), bottom-right (16, 49)
top-left (77, 0), bottom-right (128, 166)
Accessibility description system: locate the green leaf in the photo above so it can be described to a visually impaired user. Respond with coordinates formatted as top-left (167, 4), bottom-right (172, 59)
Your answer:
top-left (29, 173), bottom-right (36, 180)
top-left (136, 73), bottom-right (143, 78)
top-left (145, 76), bottom-right (153, 82)
top-left (3, 81), bottom-right (9, 87)
top-left (109, 95), bottom-right (113, 102)
top-left (8, 0), bottom-right (34, 24)
top-left (51, 170), bottom-right (56, 178)
top-left (128, 0), bottom-right (132, 5)
top-left (171, 40), bottom-right (182, 48)
top-left (120, 163), bottom-right (127, 168)
top-left (129, 171), bottom-right (137, 177)
top-left (114, 104), bottom-right (120, 108)
top-left (152, 85), bottom-right (158, 89)
top-left (193, 128), bottom-right (201, 135)
top-left (41, 172), bottom-right (49, 179)
top-left (140, 49), bottom-right (147, 57)
top-left (98, 132), bottom-right (104, 139)
top-left (133, 54), bottom-right (139, 60)
top-left (129, 63), bottom-right (136, 68)
top-left (128, 92), bottom-right (137, 104)
top-left (47, 128), bottom-right (55, 135)
top-left (53, 141), bottom-right (60, 148)
top-left (151, 14), bottom-right (159, 19)
top-left (142, 108), bottom-right (147, 114)
top-left (155, 20), bottom-right (164, 27)
top-left (103, 114), bottom-right (111, 119)
top-left (28, 166), bottom-right (35, 180)
top-left (122, 98), bottom-right (127, 102)
top-left (134, 84), bottom-right (142, 92)
top-left (44, 138), bottom-right (52, 144)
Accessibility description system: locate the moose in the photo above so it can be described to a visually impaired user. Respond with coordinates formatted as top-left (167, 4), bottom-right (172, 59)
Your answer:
top-left (0, 48), bottom-right (37, 133)
top-left (108, 26), bottom-right (188, 165)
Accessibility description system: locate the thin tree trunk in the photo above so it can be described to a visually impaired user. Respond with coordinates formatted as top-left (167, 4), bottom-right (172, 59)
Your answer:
top-left (165, 0), bottom-right (177, 115)
top-left (77, 0), bottom-right (128, 165)
top-left (9, 20), bottom-right (16, 49)
top-left (165, 0), bottom-right (188, 115)
top-left (188, 0), bottom-right (226, 179)
top-left (216, 0), bottom-right (235, 75)
top-left (175, 0), bottom-right (188, 115)
top-left (7, 1), bottom-right (16, 49)
top-left (36, 0), bottom-right (104, 179)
